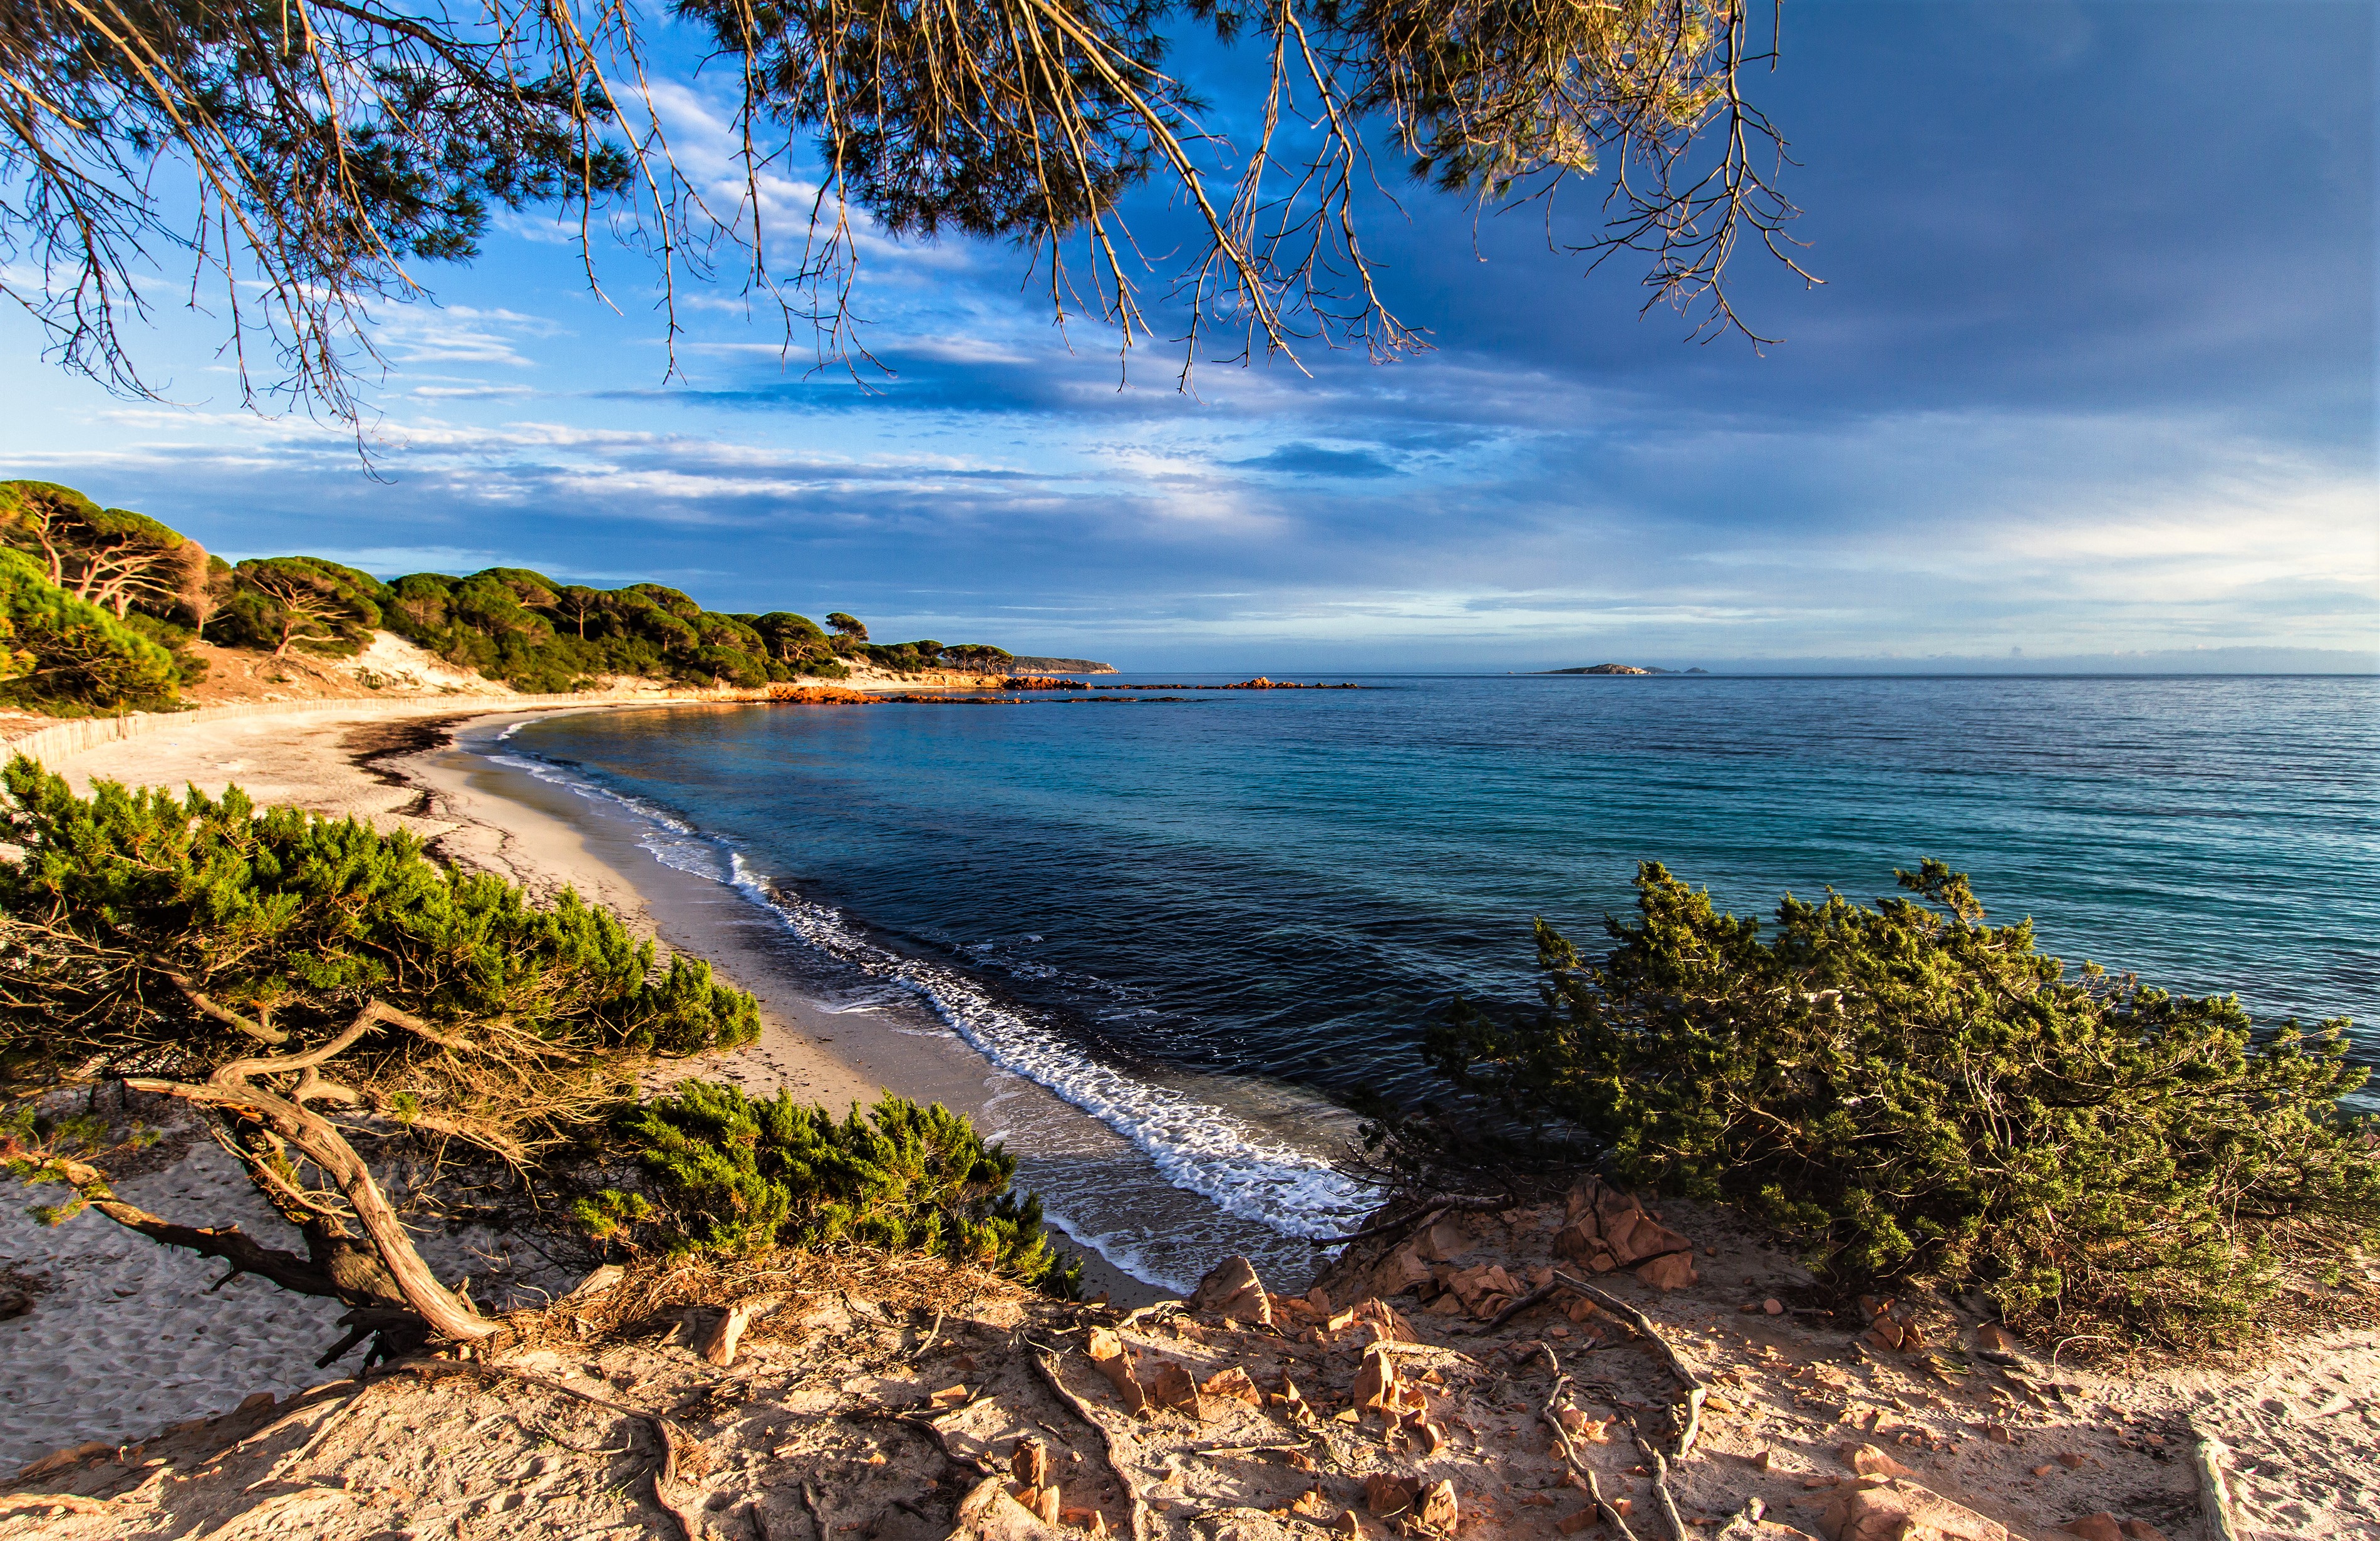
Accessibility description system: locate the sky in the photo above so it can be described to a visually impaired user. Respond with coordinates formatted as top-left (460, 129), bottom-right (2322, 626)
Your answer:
top-left (1, 0), bottom-right (2374, 672)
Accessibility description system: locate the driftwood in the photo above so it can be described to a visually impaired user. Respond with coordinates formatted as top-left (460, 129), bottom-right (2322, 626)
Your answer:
top-left (1551, 1272), bottom-right (1709, 1456)
top-left (1030, 1349), bottom-right (1154, 1541)
top-left (2188, 1423), bottom-right (2245, 1541)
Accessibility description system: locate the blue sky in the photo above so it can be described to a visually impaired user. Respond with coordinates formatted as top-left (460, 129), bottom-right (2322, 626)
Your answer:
top-left (3, 0), bottom-right (2373, 672)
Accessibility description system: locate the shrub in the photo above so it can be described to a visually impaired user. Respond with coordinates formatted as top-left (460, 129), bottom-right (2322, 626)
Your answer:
top-left (1422, 860), bottom-right (2379, 1347)
top-left (579, 1081), bottom-right (1079, 1294)
top-left (0, 757), bottom-right (758, 1104)
top-left (0, 760), bottom-right (765, 1351)
top-left (0, 548), bottom-right (182, 712)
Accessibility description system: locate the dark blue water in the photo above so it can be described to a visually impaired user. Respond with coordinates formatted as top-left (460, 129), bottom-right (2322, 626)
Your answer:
top-left (492, 674), bottom-right (2378, 1282)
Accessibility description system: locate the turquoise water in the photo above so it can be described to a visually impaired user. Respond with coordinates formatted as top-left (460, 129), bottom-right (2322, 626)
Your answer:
top-left (493, 673), bottom-right (2378, 1283)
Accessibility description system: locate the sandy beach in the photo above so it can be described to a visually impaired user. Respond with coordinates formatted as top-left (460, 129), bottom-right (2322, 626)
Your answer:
top-left (0, 693), bottom-right (1171, 1466)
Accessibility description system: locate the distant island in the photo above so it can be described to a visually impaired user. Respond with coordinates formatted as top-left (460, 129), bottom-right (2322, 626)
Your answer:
top-left (1541, 663), bottom-right (1709, 675)
top-left (1006, 656), bottom-right (1117, 675)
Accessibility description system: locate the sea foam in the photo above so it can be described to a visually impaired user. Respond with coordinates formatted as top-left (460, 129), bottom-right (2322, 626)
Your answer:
top-left (480, 745), bottom-right (1379, 1249)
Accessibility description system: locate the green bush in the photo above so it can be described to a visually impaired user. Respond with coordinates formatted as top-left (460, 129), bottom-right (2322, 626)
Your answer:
top-left (0, 548), bottom-right (182, 712)
top-left (0, 757), bottom-right (758, 1106)
top-left (1422, 860), bottom-right (2379, 1347)
top-left (579, 1081), bottom-right (1078, 1294)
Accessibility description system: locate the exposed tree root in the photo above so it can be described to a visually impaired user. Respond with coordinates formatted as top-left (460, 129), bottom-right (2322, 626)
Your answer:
top-left (1031, 1346), bottom-right (1153, 1541)
top-left (1551, 1272), bottom-right (1709, 1455)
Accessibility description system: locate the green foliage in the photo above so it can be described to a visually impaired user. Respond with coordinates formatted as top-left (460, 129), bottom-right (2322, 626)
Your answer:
top-left (580, 1081), bottom-right (1079, 1294)
top-left (0, 757), bottom-right (757, 1108)
top-left (0, 480), bottom-right (210, 625)
top-left (1422, 861), bottom-right (2380, 1347)
top-left (0, 549), bottom-right (182, 712)
top-left (211, 556), bottom-right (386, 658)
top-left (380, 568), bottom-right (851, 692)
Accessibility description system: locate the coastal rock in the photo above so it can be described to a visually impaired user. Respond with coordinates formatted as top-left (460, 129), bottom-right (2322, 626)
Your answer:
top-left (1201, 1367), bottom-right (1263, 1407)
top-left (1365, 1474), bottom-right (1418, 1516)
top-left (1414, 1217), bottom-right (1472, 1263)
top-left (2059, 1517), bottom-right (2124, 1541)
top-left (1819, 1478), bottom-right (2008, 1541)
top-left (1839, 1443), bottom-right (1915, 1478)
top-left (1352, 1346), bottom-right (1400, 1410)
top-left (1371, 1246), bottom-right (1436, 1299)
top-left (1145, 1360), bottom-right (1201, 1415)
top-left (1085, 1329), bottom-right (1147, 1413)
top-left (1189, 1256), bottom-right (1273, 1326)
top-left (1634, 1253), bottom-right (1698, 1291)
top-left (955, 1475), bottom-right (1065, 1541)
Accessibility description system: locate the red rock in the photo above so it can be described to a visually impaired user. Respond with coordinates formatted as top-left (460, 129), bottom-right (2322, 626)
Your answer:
top-left (2059, 1517), bottom-right (2124, 1541)
top-left (1372, 1246), bottom-right (1436, 1299)
top-left (1839, 1443), bottom-right (1914, 1478)
top-left (1416, 1480), bottom-right (1458, 1530)
top-left (2118, 1524), bottom-right (2166, 1541)
top-left (1635, 1252), bottom-right (1699, 1291)
top-left (1415, 1217), bottom-right (1471, 1263)
top-left (1189, 1256), bottom-right (1273, 1326)
top-left (1554, 1223), bottom-right (1599, 1262)
top-left (1201, 1366), bottom-right (1263, 1406)
top-left (1764, 1298), bottom-right (1786, 1315)
top-left (1365, 1474), bottom-right (1419, 1517)
top-left (1084, 1330), bottom-right (1147, 1413)
top-left (1973, 1323), bottom-right (2021, 1353)
top-left (1352, 1346), bottom-right (1400, 1410)
top-left (1819, 1478), bottom-right (2009, 1541)
top-left (1558, 1507), bottom-right (1600, 1534)
top-left (1145, 1361), bottom-right (1201, 1414)
top-left (2054, 1453), bottom-right (2087, 1470)
top-left (1011, 1440), bottom-right (1050, 1487)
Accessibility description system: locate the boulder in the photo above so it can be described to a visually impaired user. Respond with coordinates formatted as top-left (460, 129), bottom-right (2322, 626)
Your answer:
top-left (1414, 1217), bottom-right (1471, 1263)
top-left (1635, 1252), bottom-right (1699, 1291)
top-left (1819, 1479), bottom-right (2007, 1541)
top-left (1189, 1257), bottom-right (1273, 1326)
top-left (1553, 1223), bottom-right (1598, 1263)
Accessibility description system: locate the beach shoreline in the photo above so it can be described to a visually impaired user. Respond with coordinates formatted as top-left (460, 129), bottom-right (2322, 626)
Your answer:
top-left (37, 692), bottom-right (1174, 1305)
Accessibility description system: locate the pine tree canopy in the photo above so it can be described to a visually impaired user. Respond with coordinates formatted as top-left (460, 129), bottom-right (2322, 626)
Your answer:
top-left (0, 0), bottom-right (1803, 417)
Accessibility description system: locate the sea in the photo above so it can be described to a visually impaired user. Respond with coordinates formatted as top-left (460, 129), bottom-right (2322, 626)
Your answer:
top-left (475, 673), bottom-right (2379, 1292)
